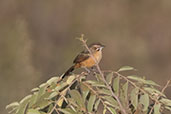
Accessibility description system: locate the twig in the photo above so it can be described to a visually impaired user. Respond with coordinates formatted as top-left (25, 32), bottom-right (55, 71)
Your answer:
top-left (113, 71), bottom-right (159, 103)
top-left (55, 107), bottom-right (60, 114)
top-left (161, 80), bottom-right (170, 93)
top-left (149, 80), bottom-right (171, 114)
top-left (79, 35), bottom-right (127, 114)
top-left (48, 74), bottom-right (82, 114)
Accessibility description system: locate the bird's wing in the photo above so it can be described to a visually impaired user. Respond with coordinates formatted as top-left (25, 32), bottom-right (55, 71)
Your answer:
top-left (73, 50), bottom-right (90, 63)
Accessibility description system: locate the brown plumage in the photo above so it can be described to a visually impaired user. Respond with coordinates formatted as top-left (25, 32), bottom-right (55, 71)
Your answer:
top-left (62, 43), bottom-right (105, 79)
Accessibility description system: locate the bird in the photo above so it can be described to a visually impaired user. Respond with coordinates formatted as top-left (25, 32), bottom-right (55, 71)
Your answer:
top-left (62, 42), bottom-right (105, 79)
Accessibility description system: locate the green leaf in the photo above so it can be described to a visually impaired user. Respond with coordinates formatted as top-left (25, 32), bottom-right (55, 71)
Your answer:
top-left (123, 81), bottom-right (128, 101)
top-left (127, 75), bottom-right (145, 83)
top-left (17, 95), bottom-right (32, 114)
top-left (66, 75), bottom-right (76, 84)
top-left (128, 76), bottom-right (159, 86)
top-left (143, 87), bottom-right (165, 97)
top-left (154, 103), bottom-right (161, 114)
top-left (87, 94), bottom-right (96, 112)
top-left (39, 111), bottom-right (47, 114)
top-left (103, 107), bottom-right (107, 114)
top-left (144, 80), bottom-right (160, 86)
top-left (37, 83), bottom-right (48, 101)
top-left (118, 66), bottom-right (135, 72)
top-left (55, 82), bottom-right (68, 92)
top-left (103, 96), bottom-right (118, 108)
top-left (106, 72), bottom-right (113, 84)
top-left (107, 107), bottom-right (117, 114)
top-left (58, 108), bottom-right (76, 114)
top-left (32, 92), bottom-right (52, 109)
top-left (47, 104), bottom-right (54, 113)
top-left (27, 109), bottom-right (41, 114)
top-left (113, 76), bottom-right (120, 96)
top-left (86, 80), bottom-right (105, 87)
top-left (20, 95), bottom-right (32, 104)
top-left (130, 88), bottom-right (139, 109)
top-left (39, 83), bottom-right (48, 88)
top-left (165, 106), bottom-right (171, 111)
top-left (31, 87), bottom-right (39, 92)
top-left (80, 83), bottom-right (90, 103)
top-left (139, 93), bottom-right (149, 111)
top-left (46, 77), bottom-right (59, 85)
top-left (70, 90), bottom-right (85, 109)
top-left (57, 97), bottom-right (64, 107)
top-left (29, 92), bottom-right (39, 107)
top-left (6, 102), bottom-right (19, 109)
top-left (98, 88), bottom-right (111, 96)
top-left (160, 98), bottom-right (171, 106)
top-left (94, 99), bottom-right (100, 111)
top-left (48, 91), bottom-right (59, 99)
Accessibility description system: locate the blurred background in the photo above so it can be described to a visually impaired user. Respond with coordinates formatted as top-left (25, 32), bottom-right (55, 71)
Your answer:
top-left (1, 0), bottom-right (171, 113)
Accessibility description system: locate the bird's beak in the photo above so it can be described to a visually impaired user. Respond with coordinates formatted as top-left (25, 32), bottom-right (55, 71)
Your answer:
top-left (101, 44), bottom-right (105, 48)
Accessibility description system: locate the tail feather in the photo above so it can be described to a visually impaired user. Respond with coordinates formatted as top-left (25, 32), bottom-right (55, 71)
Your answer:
top-left (62, 65), bottom-right (75, 79)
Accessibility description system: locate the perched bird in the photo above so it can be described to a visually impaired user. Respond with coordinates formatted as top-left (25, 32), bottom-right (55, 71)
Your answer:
top-left (62, 43), bottom-right (105, 79)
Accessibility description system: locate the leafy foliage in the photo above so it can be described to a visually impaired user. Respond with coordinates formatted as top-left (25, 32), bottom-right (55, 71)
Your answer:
top-left (6, 66), bottom-right (171, 114)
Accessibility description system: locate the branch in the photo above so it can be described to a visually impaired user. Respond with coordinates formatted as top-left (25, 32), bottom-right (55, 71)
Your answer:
top-left (48, 74), bottom-right (81, 114)
top-left (79, 35), bottom-right (127, 114)
top-left (149, 80), bottom-right (171, 114)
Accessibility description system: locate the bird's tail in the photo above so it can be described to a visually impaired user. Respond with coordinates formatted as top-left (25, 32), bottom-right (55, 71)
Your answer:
top-left (62, 65), bottom-right (75, 79)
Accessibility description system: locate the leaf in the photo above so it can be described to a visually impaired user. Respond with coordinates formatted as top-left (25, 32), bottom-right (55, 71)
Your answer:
top-left (128, 76), bottom-right (159, 86)
top-left (107, 107), bottom-right (117, 114)
top-left (139, 93), bottom-right (149, 111)
top-left (29, 92), bottom-right (39, 107)
top-left (31, 88), bottom-right (39, 92)
top-left (130, 88), bottom-right (139, 109)
top-left (17, 94), bottom-right (32, 114)
top-left (127, 76), bottom-right (145, 83)
top-left (48, 91), bottom-right (59, 99)
top-left (144, 80), bottom-right (160, 86)
top-left (66, 75), bottom-right (76, 84)
top-left (94, 99), bottom-right (100, 111)
top-left (47, 104), bottom-right (54, 113)
top-left (58, 108), bottom-right (76, 114)
top-left (113, 76), bottom-right (120, 96)
top-left (98, 88), bottom-right (111, 96)
top-left (20, 95), bottom-right (32, 104)
top-left (123, 81), bottom-right (128, 101)
top-left (32, 92), bottom-right (52, 109)
top-left (70, 90), bottom-right (85, 109)
top-left (6, 102), bottom-right (19, 109)
top-left (55, 82), bottom-right (68, 92)
top-left (160, 98), bottom-right (171, 106)
top-left (86, 80), bottom-right (106, 87)
top-left (154, 103), bottom-right (161, 114)
top-left (87, 94), bottom-right (96, 112)
top-left (36, 83), bottom-right (48, 101)
top-left (103, 107), bottom-right (107, 114)
top-left (106, 72), bottom-right (113, 84)
top-left (165, 106), bottom-right (171, 111)
top-left (118, 66), bottom-right (135, 72)
top-left (103, 96), bottom-right (118, 108)
top-left (57, 97), bottom-right (64, 107)
top-left (80, 83), bottom-right (90, 103)
top-left (143, 87), bottom-right (165, 97)
top-left (46, 77), bottom-right (59, 85)
top-left (27, 109), bottom-right (41, 114)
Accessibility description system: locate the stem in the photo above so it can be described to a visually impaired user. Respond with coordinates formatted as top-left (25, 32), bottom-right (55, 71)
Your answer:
top-left (149, 80), bottom-right (170, 114)
top-left (79, 35), bottom-right (127, 114)
top-left (48, 75), bottom-right (81, 114)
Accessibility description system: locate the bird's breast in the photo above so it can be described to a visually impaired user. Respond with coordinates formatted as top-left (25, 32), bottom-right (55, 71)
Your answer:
top-left (80, 51), bottom-right (102, 68)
